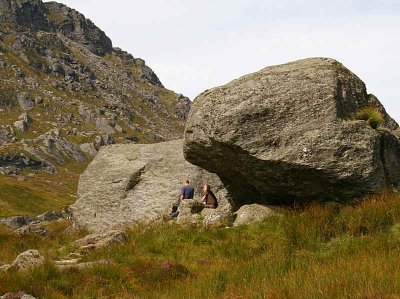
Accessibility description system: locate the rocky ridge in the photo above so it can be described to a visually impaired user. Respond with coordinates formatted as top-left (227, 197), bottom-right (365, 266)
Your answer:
top-left (0, 0), bottom-right (190, 175)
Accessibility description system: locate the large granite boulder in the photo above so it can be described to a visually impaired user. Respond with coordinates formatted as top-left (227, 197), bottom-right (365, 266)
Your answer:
top-left (184, 57), bottom-right (400, 206)
top-left (70, 139), bottom-right (231, 232)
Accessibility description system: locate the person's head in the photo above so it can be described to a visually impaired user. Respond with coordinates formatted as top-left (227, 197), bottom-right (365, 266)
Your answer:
top-left (184, 179), bottom-right (190, 185)
top-left (203, 184), bottom-right (211, 194)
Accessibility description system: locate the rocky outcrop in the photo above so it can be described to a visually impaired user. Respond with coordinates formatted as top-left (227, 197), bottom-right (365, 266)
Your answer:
top-left (233, 204), bottom-right (276, 227)
top-left (74, 230), bottom-right (127, 251)
top-left (0, 0), bottom-right (189, 176)
top-left (0, 210), bottom-right (62, 229)
top-left (1, 250), bottom-right (45, 272)
top-left (16, 92), bottom-right (34, 111)
top-left (70, 139), bottom-right (231, 232)
top-left (0, 215), bottom-right (33, 229)
top-left (45, 1), bottom-right (112, 56)
top-left (184, 57), bottom-right (400, 205)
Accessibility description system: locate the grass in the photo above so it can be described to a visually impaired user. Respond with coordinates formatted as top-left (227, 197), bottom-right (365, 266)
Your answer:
top-left (0, 161), bottom-right (88, 217)
top-left (1, 191), bottom-right (400, 298)
top-left (355, 106), bottom-right (384, 129)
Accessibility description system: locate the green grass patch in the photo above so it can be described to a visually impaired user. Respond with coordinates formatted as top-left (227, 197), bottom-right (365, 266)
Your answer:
top-left (1, 191), bottom-right (400, 298)
top-left (355, 106), bottom-right (384, 129)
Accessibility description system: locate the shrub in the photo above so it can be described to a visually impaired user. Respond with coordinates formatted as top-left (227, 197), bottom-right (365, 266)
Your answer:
top-left (355, 106), bottom-right (384, 129)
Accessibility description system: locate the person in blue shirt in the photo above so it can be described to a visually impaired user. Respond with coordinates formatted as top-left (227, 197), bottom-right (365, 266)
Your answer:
top-left (180, 179), bottom-right (194, 201)
top-left (170, 179), bottom-right (194, 217)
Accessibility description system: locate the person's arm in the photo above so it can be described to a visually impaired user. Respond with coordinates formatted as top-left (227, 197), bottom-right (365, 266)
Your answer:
top-left (180, 187), bottom-right (184, 201)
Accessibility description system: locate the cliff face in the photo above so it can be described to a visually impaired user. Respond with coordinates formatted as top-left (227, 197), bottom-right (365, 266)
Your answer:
top-left (0, 0), bottom-right (190, 175)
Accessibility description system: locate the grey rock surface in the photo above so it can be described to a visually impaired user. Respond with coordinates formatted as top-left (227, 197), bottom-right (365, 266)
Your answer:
top-left (0, 129), bottom-right (8, 146)
top-left (74, 230), bottom-right (127, 250)
top-left (6, 250), bottom-right (45, 272)
top-left (17, 92), bottom-right (34, 111)
top-left (201, 206), bottom-right (232, 227)
top-left (233, 204), bottom-right (276, 227)
top-left (13, 120), bottom-right (28, 132)
top-left (0, 215), bottom-right (33, 229)
top-left (70, 139), bottom-right (231, 232)
top-left (184, 57), bottom-right (400, 205)
top-left (14, 223), bottom-right (48, 237)
top-left (0, 210), bottom-right (63, 230)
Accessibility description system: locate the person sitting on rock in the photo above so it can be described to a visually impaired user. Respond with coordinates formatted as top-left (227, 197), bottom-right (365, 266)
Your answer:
top-left (201, 184), bottom-right (218, 209)
top-left (170, 179), bottom-right (194, 217)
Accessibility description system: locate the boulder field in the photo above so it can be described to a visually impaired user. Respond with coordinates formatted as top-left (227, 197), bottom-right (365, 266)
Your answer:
top-left (184, 57), bottom-right (400, 206)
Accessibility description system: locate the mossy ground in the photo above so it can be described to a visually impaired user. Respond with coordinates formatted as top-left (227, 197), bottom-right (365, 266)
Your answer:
top-left (1, 191), bottom-right (400, 298)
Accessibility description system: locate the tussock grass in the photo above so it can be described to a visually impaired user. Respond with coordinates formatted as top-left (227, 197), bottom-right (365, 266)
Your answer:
top-left (1, 191), bottom-right (400, 298)
top-left (355, 106), bottom-right (384, 129)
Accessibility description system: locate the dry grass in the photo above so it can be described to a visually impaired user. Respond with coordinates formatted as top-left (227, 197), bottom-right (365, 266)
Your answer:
top-left (1, 191), bottom-right (400, 298)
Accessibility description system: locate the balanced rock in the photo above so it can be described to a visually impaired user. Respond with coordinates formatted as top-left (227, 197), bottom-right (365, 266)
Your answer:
top-left (70, 139), bottom-right (231, 232)
top-left (184, 57), bottom-right (400, 205)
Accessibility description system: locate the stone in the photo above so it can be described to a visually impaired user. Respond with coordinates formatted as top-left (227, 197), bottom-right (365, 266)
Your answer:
top-left (80, 142), bottom-right (98, 156)
top-left (95, 117), bottom-right (115, 134)
top-left (184, 57), bottom-right (400, 205)
top-left (74, 230), bottom-right (127, 249)
top-left (0, 216), bottom-right (33, 229)
top-left (6, 250), bottom-right (45, 272)
top-left (19, 112), bottom-right (32, 124)
top-left (56, 260), bottom-right (111, 271)
top-left (176, 200), bottom-right (203, 227)
top-left (34, 97), bottom-right (43, 105)
top-left (14, 223), bottom-right (48, 237)
top-left (13, 120), bottom-right (28, 132)
top-left (174, 94), bottom-right (191, 120)
top-left (0, 129), bottom-right (8, 146)
top-left (36, 210), bottom-right (63, 222)
top-left (115, 124), bottom-right (125, 133)
top-left (202, 205), bottom-right (233, 227)
top-left (233, 204), bottom-right (276, 227)
top-left (70, 139), bottom-right (232, 232)
top-left (17, 93), bottom-right (34, 111)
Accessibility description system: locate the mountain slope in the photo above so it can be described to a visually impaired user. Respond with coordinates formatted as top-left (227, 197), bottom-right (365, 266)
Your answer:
top-left (0, 0), bottom-right (190, 215)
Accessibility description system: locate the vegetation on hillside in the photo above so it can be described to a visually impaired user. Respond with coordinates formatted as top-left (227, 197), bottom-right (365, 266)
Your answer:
top-left (1, 191), bottom-right (400, 298)
top-left (0, 161), bottom-right (87, 217)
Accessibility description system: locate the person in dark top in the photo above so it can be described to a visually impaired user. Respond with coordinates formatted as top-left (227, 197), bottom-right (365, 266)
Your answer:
top-left (170, 179), bottom-right (194, 217)
top-left (180, 179), bottom-right (194, 200)
top-left (201, 184), bottom-right (218, 209)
